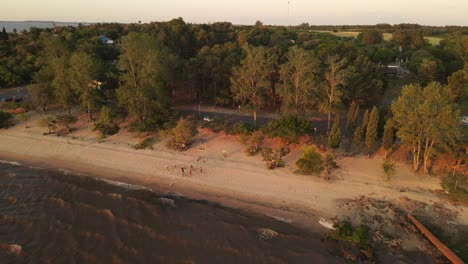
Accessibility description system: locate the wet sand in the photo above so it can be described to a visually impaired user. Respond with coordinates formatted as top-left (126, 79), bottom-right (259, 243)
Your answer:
top-left (0, 162), bottom-right (343, 264)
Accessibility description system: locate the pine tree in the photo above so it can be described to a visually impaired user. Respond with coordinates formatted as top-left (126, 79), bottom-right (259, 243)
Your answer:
top-left (328, 115), bottom-right (341, 149)
top-left (365, 106), bottom-right (379, 154)
top-left (346, 101), bottom-right (359, 135)
top-left (353, 126), bottom-right (364, 150)
top-left (361, 108), bottom-right (369, 136)
top-left (1, 27), bottom-right (7, 41)
top-left (382, 120), bottom-right (394, 158)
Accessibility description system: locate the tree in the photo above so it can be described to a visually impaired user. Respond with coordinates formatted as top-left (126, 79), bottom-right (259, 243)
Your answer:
top-left (391, 82), bottom-right (460, 173)
top-left (69, 51), bottom-right (101, 122)
top-left (168, 116), bottom-right (198, 150)
top-left (365, 106), bottom-right (379, 155)
top-left (382, 120), bottom-right (394, 158)
top-left (296, 146), bottom-right (323, 175)
top-left (1, 27), bottom-right (8, 41)
top-left (382, 159), bottom-right (396, 181)
top-left (353, 126), bottom-right (364, 149)
top-left (419, 59), bottom-right (439, 84)
top-left (346, 101), bottom-right (359, 135)
top-left (30, 67), bottom-right (55, 111)
top-left (51, 56), bottom-right (75, 115)
top-left (55, 114), bottom-right (78, 133)
top-left (358, 30), bottom-right (383, 45)
top-left (278, 47), bottom-right (317, 115)
top-left (318, 55), bottom-right (350, 132)
top-left (328, 115), bottom-right (341, 149)
top-left (37, 115), bottom-right (56, 134)
top-left (361, 109), bottom-right (369, 135)
top-left (447, 69), bottom-right (468, 102)
top-left (93, 106), bottom-right (119, 137)
top-left (230, 46), bottom-right (272, 126)
top-left (117, 32), bottom-right (167, 126)
top-left (0, 111), bottom-right (14, 128)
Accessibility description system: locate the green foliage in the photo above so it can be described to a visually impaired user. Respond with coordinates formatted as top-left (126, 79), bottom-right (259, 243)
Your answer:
top-left (382, 159), bottom-right (396, 180)
top-left (296, 146), bottom-right (324, 175)
top-left (167, 116), bottom-right (198, 151)
top-left (55, 114), bottom-right (78, 133)
top-left (117, 32), bottom-right (168, 123)
top-left (93, 106), bottom-right (119, 136)
top-left (37, 115), bottom-right (56, 134)
top-left (230, 45), bottom-right (272, 125)
top-left (331, 221), bottom-right (370, 246)
top-left (261, 147), bottom-right (286, 170)
top-left (358, 30), bottom-right (383, 45)
top-left (365, 106), bottom-right (379, 154)
top-left (328, 115), bottom-right (341, 149)
top-left (240, 130), bottom-right (264, 155)
top-left (0, 111), bottom-right (14, 128)
top-left (353, 126), bottom-right (364, 150)
top-left (263, 116), bottom-right (312, 144)
top-left (134, 137), bottom-right (155, 150)
top-left (382, 120), bottom-right (394, 157)
top-left (230, 121), bottom-right (254, 135)
top-left (346, 101), bottom-right (359, 135)
top-left (441, 174), bottom-right (468, 205)
top-left (278, 46), bottom-right (317, 115)
top-left (391, 82), bottom-right (460, 173)
top-left (361, 109), bottom-right (369, 134)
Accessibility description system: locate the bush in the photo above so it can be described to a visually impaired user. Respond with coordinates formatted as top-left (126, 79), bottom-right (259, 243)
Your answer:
top-left (261, 147), bottom-right (287, 170)
top-left (55, 114), bottom-right (78, 133)
top-left (331, 221), bottom-right (370, 246)
top-left (441, 174), bottom-right (468, 205)
top-left (296, 146), bottom-right (324, 175)
top-left (263, 116), bottom-right (312, 144)
top-left (93, 106), bottom-right (120, 136)
top-left (382, 159), bottom-right (396, 180)
top-left (0, 111), bottom-right (14, 128)
top-left (134, 137), bottom-right (155, 150)
top-left (37, 115), bottom-right (57, 134)
top-left (203, 116), bottom-right (231, 134)
top-left (240, 130), bottom-right (263, 155)
top-left (230, 122), bottom-right (254, 135)
top-left (167, 116), bottom-right (198, 151)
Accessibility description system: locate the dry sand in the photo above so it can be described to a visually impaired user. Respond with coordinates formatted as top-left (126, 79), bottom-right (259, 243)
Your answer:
top-left (1, 112), bottom-right (467, 234)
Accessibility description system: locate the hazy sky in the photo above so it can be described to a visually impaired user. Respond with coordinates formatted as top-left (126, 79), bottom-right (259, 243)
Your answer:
top-left (3, 0), bottom-right (468, 26)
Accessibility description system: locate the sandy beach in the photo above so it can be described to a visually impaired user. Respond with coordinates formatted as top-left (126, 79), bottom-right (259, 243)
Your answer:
top-left (1, 114), bottom-right (466, 234)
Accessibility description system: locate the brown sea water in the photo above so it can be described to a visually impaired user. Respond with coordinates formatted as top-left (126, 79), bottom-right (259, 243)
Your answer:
top-left (0, 161), bottom-right (343, 264)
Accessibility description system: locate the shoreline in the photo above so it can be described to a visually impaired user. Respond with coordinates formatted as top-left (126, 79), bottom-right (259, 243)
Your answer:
top-left (0, 151), bottom-right (327, 232)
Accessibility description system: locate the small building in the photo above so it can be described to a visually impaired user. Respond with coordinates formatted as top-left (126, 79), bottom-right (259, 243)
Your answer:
top-left (99, 35), bottom-right (114, 44)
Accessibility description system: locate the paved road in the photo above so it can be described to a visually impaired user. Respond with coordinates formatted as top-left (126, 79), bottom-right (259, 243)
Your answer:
top-left (0, 87), bottom-right (31, 102)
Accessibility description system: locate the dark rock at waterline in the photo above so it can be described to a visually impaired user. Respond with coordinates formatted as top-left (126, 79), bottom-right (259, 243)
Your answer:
top-left (257, 228), bottom-right (279, 240)
top-left (158, 197), bottom-right (176, 208)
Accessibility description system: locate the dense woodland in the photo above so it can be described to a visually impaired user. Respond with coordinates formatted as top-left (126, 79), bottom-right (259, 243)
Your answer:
top-left (0, 19), bottom-right (467, 175)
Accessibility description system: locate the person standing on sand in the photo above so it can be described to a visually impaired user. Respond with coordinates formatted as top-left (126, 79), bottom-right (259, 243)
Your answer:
top-left (181, 167), bottom-right (185, 175)
top-left (189, 169), bottom-right (192, 176)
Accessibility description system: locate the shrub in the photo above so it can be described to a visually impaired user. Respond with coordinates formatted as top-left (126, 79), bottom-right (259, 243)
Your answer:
top-left (261, 147), bottom-right (286, 170)
top-left (134, 137), bottom-right (155, 150)
top-left (240, 130), bottom-right (263, 155)
top-left (167, 116), bottom-right (198, 151)
top-left (93, 106), bottom-right (120, 136)
top-left (331, 221), bottom-right (370, 246)
top-left (230, 122), bottom-right (254, 135)
top-left (0, 111), bottom-right (14, 128)
top-left (328, 115), bottom-right (341, 149)
top-left (263, 116), bottom-right (311, 144)
top-left (37, 115), bottom-right (57, 134)
top-left (382, 159), bottom-right (396, 180)
top-left (296, 146), bottom-right (323, 175)
top-left (55, 114), bottom-right (78, 133)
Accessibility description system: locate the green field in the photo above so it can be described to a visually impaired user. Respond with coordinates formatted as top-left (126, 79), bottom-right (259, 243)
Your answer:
top-left (313, 31), bottom-right (442, 45)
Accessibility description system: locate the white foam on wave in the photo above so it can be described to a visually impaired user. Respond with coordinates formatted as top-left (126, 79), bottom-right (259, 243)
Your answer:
top-left (0, 160), bottom-right (22, 166)
top-left (101, 179), bottom-right (150, 191)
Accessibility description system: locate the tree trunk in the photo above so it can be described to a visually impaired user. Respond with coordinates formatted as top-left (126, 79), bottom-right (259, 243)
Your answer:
top-left (87, 102), bottom-right (92, 122)
top-left (327, 110), bottom-right (331, 133)
top-left (253, 109), bottom-right (257, 127)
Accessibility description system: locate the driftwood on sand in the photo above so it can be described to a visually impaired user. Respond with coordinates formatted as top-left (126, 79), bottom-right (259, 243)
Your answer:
top-left (408, 214), bottom-right (464, 264)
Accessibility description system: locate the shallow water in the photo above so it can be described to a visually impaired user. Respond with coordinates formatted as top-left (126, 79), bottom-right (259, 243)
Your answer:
top-left (0, 161), bottom-right (343, 264)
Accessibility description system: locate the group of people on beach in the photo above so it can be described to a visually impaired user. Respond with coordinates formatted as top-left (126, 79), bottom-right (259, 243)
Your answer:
top-left (166, 156), bottom-right (205, 177)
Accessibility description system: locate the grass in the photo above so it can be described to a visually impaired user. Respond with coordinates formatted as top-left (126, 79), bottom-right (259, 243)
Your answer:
top-left (441, 174), bottom-right (468, 205)
top-left (312, 31), bottom-right (442, 45)
top-left (133, 137), bottom-right (155, 150)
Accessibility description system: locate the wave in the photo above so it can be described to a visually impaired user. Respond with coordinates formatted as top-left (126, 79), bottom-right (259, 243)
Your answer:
top-left (0, 160), bottom-right (22, 166)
